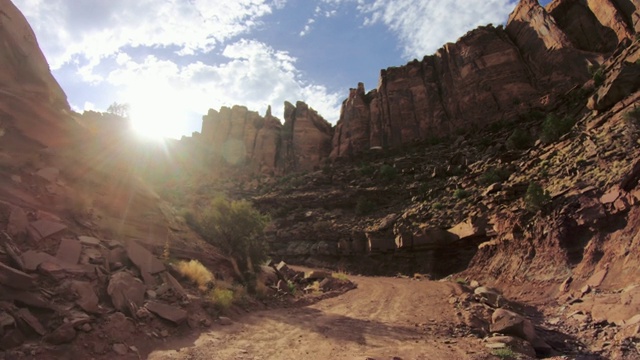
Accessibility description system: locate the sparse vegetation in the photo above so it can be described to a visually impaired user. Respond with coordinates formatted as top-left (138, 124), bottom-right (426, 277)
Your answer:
top-left (355, 196), bottom-right (376, 215)
top-left (589, 64), bottom-right (605, 87)
top-left (358, 162), bottom-right (375, 176)
top-left (186, 196), bottom-right (269, 280)
top-left (176, 260), bottom-right (214, 291)
top-left (379, 164), bottom-right (397, 181)
top-left (208, 287), bottom-right (234, 310)
top-left (506, 128), bottom-right (533, 150)
top-left (524, 182), bottom-right (550, 212)
top-left (540, 114), bottom-right (575, 144)
top-left (478, 167), bottom-right (511, 186)
top-left (492, 347), bottom-right (515, 359)
top-left (332, 271), bottom-right (349, 281)
top-left (453, 189), bottom-right (470, 200)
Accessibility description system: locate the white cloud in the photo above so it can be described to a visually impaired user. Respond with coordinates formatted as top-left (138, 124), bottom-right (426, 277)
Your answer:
top-left (13, 0), bottom-right (284, 69)
top-left (105, 39), bottom-right (342, 132)
top-left (356, 0), bottom-right (517, 59)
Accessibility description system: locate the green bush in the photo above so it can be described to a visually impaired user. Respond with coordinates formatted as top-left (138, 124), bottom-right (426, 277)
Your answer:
top-left (540, 114), bottom-right (575, 144)
top-left (478, 167), bottom-right (511, 186)
top-left (188, 196), bottom-right (269, 277)
top-left (355, 196), bottom-right (375, 215)
top-left (453, 189), bottom-right (470, 200)
top-left (358, 163), bottom-right (375, 176)
top-left (209, 288), bottom-right (234, 310)
top-left (624, 107), bottom-right (640, 127)
top-left (506, 128), bottom-right (533, 150)
top-left (492, 347), bottom-right (515, 359)
top-left (524, 182), bottom-right (550, 212)
top-left (590, 66), bottom-right (605, 87)
top-left (379, 164), bottom-right (397, 181)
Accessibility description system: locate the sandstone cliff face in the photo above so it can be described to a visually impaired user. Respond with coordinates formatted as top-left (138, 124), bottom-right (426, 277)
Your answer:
top-left (200, 102), bottom-right (332, 174)
top-left (0, 0), bottom-right (66, 108)
top-left (330, 0), bottom-right (637, 158)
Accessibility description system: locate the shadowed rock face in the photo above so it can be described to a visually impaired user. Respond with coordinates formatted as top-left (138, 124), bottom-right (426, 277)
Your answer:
top-left (0, 0), bottom-right (67, 108)
top-left (200, 102), bottom-right (332, 174)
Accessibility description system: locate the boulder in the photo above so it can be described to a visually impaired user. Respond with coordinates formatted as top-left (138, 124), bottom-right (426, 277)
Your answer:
top-left (107, 272), bottom-right (146, 315)
top-left (7, 207), bottom-right (28, 237)
top-left (35, 167), bottom-right (60, 182)
top-left (44, 323), bottom-right (76, 345)
top-left (146, 301), bottom-right (187, 324)
top-left (71, 281), bottom-right (100, 314)
top-left (0, 329), bottom-right (24, 350)
top-left (0, 261), bottom-right (35, 290)
top-left (474, 287), bottom-right (503, 308)
top-left (27, 220), bottom-right (67, 241)
top-left (126, 242), bottom-right (165, 274)
top-left (14, 308), bottom-right (46, 336)
top-left (56, 238), bottom-right (82, 265)
top-left (490, 308), bottom-right (550, 353)
top-left (78, 236), bottom-right (102, 247)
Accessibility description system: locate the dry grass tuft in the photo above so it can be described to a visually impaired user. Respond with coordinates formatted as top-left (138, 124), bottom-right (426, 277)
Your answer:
top-left (208, 288), bottom-right (234, 310)
top-left (176, 260), bottom-right (213, 291)
top-left (331, 271), bottom-right (349, 281)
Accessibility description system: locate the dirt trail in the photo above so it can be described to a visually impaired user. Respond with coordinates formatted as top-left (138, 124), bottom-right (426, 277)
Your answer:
top-left (148, 275), bottom-right (489, 360)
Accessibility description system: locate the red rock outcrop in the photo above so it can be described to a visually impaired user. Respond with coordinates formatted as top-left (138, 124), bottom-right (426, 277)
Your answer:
top-left (0, 0), bottom-right (66, 108)
top-left (330, 0), bottom-right (637, 158)
top-left (200, 102), bottom-right (332, 174)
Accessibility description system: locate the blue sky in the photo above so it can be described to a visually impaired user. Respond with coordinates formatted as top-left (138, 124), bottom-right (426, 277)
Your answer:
top-left (14, 0), bottom-right (552, 138)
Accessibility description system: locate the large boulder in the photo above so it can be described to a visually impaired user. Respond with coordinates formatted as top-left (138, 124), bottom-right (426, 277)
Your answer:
top-left (107, 272), bottom-right (146, 315)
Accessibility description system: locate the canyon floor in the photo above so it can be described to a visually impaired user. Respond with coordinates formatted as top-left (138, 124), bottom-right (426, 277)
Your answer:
top-left (148, 273), bottom-right (491, 360)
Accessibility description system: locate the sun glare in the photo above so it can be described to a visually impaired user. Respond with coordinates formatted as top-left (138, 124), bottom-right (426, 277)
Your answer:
top-left (126, 84), bottom-right (185, 140)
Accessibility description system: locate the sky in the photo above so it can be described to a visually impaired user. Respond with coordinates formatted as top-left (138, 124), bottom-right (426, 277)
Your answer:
top-left (13, 0), bottom-right (553, 138)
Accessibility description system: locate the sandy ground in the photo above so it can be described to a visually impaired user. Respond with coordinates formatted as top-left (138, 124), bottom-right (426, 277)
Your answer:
top-left (147, 275), bottom-right (491, 360)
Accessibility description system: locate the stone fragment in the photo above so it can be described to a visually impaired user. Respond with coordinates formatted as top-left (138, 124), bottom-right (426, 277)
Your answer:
top-left (44, 323), bottom-right (76, 345)
top-left (7, 207), bottom-right (28, 237)
top-left (490, 308), bottom-right (550, 353)
top-left (126, 242), bottom-right (165, 274)
top-left (160, 272), bottom-right (188, 299)
top-left (27, 220), bottom-right (67, 241)
top-left (78, 236), bottom-right (101, 246)
top-left (71, 281), bottom-right (100, 314)
top-left (600, 188), bottom-right (621, 204)
top-left (112, 343), bottom-right (129, 355)
top-left (107, 272), bottom-right (146, 315)
top-left (21, 250), bottom-right (56, 271)
top-left (474, 287), bottom-right (503, 308)
top-left (0, 329), bottom-right (24, 350)
top-left (218, 316), bottom-right (233, 325)
top-left (587, 269), bottom-right (608, 288)
top-left (15, 308), bottom-right (46, 335)
top-left (304, 270), bottom-right (331, 280)
top-left (0, 262), bottom-right (35, 290)
top-left (56, 238), bottom-right (82, 265)
top-left (35, 167), bottom-right (59, 182)
top-left (145, 301), bottom-right (187, 324)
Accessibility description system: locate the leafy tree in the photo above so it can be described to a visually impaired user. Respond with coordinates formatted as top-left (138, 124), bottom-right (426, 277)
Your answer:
top-left (540, 114), bottom-right (575, 144)
top-left (106, 102), bottom-right (130, 118)
top-left (191, 197), bottom-right (269, 279)
top-left (524, 182), bottom-right (550, 212)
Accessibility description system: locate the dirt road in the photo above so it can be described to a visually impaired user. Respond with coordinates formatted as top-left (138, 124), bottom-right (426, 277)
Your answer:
top-left (147, 275), bottom-right (490, 360)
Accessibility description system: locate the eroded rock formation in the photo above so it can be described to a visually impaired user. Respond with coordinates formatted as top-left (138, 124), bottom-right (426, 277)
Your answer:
top-left (200, 101), bottom-right (332, 174)
top-left (330, 0), bottom-right (635, 158)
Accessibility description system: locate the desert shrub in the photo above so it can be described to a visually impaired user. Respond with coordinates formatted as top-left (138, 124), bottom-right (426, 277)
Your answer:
top-left (187, 196), bottom-right (269, 278)
top-left (432, 202), bottom-right (444, 210)
top-left (589, 64), bottom-right (605, 87)
top-left (358, 163), bottom-right (375, 176)
top-left (540, 114), bottom-right (575, 144)
top-left (524, 182), bottom-right (550, 212)
top-left (176, 260), bottom-right (213, 291)
top-left (208, 288), bottom-right (234, 310)
top-left (492, 347), bottom-right (515, 359)
top-left (624, 107), bottom-right (640, 127)
top-left (478, 167), bottom-right (511, 185)
top-left (355, 196), bottom-right (376, 215)
top-left (379, 164), bottom-right (397, 181)
top-left (506, 128), bottom-right (533, 150)
top-left (332, 271), bottom-right (349, 281)
top-left (453, 189), bottom-right (470, 200)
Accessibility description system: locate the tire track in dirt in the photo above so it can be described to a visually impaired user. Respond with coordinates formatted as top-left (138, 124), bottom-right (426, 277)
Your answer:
top-left (148, 275), bottom-right (488, 360)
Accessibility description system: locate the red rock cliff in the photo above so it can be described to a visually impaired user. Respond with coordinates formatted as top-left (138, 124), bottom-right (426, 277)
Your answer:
top-left (330, 0), bottom-right (637, 158)
top-left (200, 102), bottom-right (332, 174)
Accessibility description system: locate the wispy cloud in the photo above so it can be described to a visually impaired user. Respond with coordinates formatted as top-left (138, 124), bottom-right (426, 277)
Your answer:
top-left (356, 0), bottom-right (518, 59)
top-left (13, 0), bottom-right (283, 69)
top-left (106, 39), bottom-right (342, 128)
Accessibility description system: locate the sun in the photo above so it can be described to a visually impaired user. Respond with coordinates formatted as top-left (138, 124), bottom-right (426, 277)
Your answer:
top-left (125, 83), bottom-right (186, 140)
